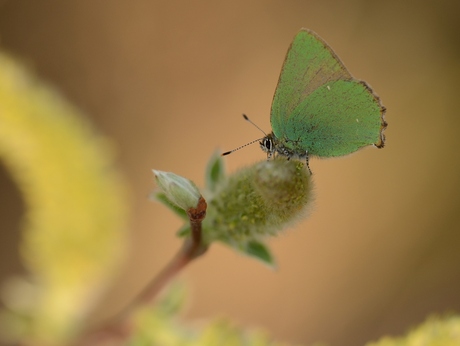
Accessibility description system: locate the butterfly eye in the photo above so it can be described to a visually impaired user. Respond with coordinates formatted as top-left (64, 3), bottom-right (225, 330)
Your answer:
top-left (264, 138), bottom-right (272, 151)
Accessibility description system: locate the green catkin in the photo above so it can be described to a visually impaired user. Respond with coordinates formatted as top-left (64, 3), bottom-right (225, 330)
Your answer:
top-left (204, 158), bottom-right (312, 245)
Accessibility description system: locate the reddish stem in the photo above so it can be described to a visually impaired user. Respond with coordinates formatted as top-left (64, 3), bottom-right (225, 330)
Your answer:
top-left (76, 197), bottom-right (208, 345)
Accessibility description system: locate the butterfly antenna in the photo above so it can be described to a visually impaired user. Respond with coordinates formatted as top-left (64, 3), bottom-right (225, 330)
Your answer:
top-left (222, 138), bottom-right (264, 156)
top-left (222, 114), bottom-right (267, 156)
top-left (242, 114), bottom-right (267, 135)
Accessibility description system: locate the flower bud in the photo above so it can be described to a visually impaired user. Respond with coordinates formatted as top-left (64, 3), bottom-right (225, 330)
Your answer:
top-left (153, 170), bottom-right (201, 211)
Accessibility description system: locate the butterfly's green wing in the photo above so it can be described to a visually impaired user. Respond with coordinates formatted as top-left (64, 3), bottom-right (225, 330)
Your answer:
top-left (281, 80), bottom-right (384, 157)
top-left (270, 29), bottom-right (386, 158)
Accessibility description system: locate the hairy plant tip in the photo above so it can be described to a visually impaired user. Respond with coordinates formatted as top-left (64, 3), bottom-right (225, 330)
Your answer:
top-left (153, 170), bottom-right (201, 210)
top-left (205, 157), bottom-right (313, 246)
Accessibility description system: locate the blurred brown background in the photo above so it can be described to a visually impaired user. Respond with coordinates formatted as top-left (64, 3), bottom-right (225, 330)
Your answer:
top-left (0, 1), bottom-right (459, 345)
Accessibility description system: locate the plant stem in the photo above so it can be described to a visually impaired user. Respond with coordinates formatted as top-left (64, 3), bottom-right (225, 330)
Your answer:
top-left (77, 197), bottom-right (208, 345)
top-left (124, 196), bottom-right (208, 313)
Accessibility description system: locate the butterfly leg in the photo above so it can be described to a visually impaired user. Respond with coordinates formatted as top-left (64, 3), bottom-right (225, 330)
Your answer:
top-left (305, 151), bottom-right (312, 175)
top-left (266, 152), bottom-right (273, 160)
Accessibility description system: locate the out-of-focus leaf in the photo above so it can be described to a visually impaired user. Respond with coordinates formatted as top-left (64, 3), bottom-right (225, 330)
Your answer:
top-left (129, 285), bottom-right (291, 346)
top-left (244, 241), bottom-right (276, 268)
top-left (154, 191), bottom-right (188, 220)
top-left (205, 151), bottom-right (225, 192)
top-left (366, 315), bottom-right (460, 346)
top-left (0, 53), bottom-right (128, 343)
top-left (176, 224), bottom-right (191, 237)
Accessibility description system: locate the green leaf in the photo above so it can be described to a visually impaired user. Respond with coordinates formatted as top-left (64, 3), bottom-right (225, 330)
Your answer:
top-left (205, 151), bottom-right (225, 191)
top-left (153, 192), bottom-right (188, 220)
top-left (244, 241), bottom-right (276, 267)
top-left (176, 224), bottom-right (191, 237)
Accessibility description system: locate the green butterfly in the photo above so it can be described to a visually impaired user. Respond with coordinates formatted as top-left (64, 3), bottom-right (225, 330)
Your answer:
top-left (224, 28), bottom-right (387, 171)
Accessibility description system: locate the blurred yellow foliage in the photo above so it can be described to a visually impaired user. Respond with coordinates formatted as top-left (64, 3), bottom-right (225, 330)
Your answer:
top-left (129, 283), bottom-right (290, 346)
top-left (0, 53), bottom-right (128, 343)
top-left (366, 315), bottom-right (460, 346)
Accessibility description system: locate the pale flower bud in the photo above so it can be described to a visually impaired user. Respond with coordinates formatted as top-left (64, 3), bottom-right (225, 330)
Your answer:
top-left (153, 170), bottom-right (201, 211)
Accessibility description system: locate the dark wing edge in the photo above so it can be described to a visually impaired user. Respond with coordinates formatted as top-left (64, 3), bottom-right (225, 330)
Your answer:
top-left (359, 80), bottom-right (387, 148)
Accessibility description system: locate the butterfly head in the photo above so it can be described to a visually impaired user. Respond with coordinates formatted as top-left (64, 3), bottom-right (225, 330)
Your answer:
top-left (260, 133), bottom-right (276, 159)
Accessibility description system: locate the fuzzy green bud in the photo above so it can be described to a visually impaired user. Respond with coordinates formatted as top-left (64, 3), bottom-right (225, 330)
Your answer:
top-left (153, 170), bottom-right (201, 210)
top-left (204, 158), bottom-right (313, 246)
